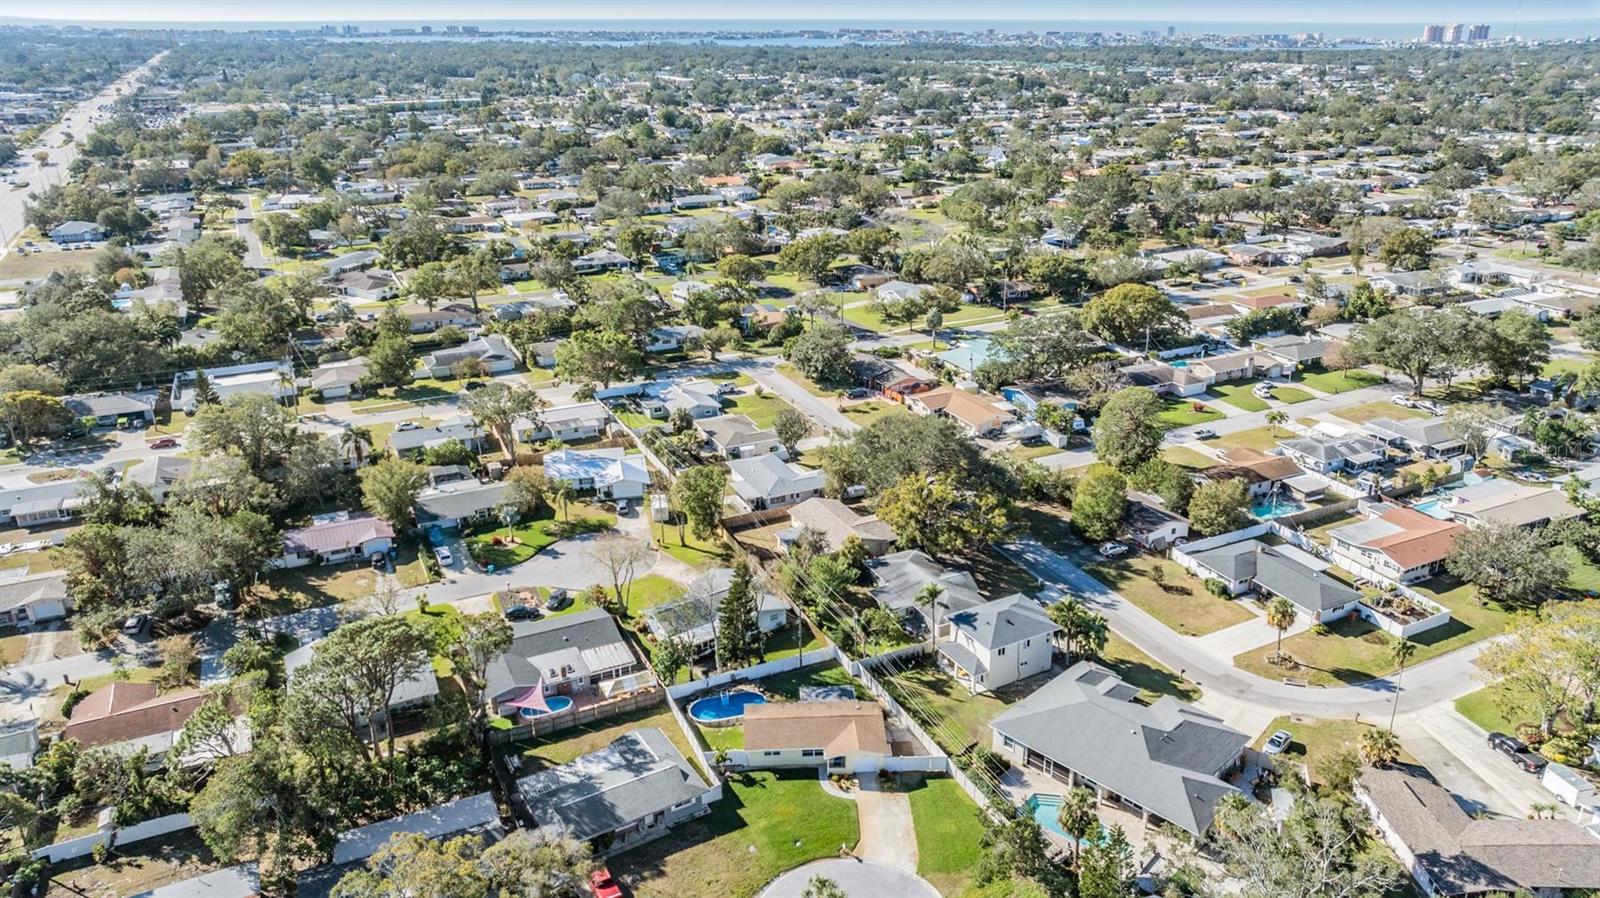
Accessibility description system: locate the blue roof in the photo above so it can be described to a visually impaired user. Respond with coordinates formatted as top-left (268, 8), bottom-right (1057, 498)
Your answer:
top-left (935, 338), bottom-right (1000, 374)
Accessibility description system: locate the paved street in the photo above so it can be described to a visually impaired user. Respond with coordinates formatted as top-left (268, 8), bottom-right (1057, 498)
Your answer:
top-left (0, 52), bottom-right (166, 255)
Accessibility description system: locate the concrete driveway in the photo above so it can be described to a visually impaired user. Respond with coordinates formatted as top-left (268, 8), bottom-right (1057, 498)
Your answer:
top-left (851, 773), bottom-right (918, 873)
top-left (757, 859), bottom-right (939, 898)
top-left (1396, 704), bottom-right (1582, 821)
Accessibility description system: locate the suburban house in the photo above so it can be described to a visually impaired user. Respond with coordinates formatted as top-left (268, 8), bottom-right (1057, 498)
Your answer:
top-left (512, 728), bottom-right (713, 853)
top-left (0, 476), bottom-right (93, 527)
top-left (868, 549), bottom-right (985, 628)
top-left (542, 447), bottom-right (652, 500)
top-left (417, 334), bottom-right (521, 378)
top-left (1277, 432), bottom-right (1387, 474)
top-left (0, 571), bottom-right (72, 626)
top-left (63, 392), bottom-right (156, 428)
top-left (697, 414), bottom-right (785, 460)
top-left (907, 387), bottom-right (1017, 437)
top-left (777, 497), bottom-right (897, 556)
top-left (1363, 418), bottom-right (1467, 459)
top-left (1328, 505), bottom-right (1465, 586)
top-left (62, 681), bottom-right (211, 754)
top-left (571, 249), bottom-right (633, 274)
top-left (334, 269), bottom-right (400, 301)
top-left (642, 567), bottom-right (791, 657)
top-left (1201, 447), bottom-right (1323, 500)
top-left (484, 609), bottom-right (643, 716)
top-left (989, 662), bottom-right (1248, 837)
top-left (727, 454), bottom-right (825, 511)
top-left (849, 354), bottom-right (936, 402)
top-left (297, 793), bottom-right (503, 898)
top-left (0, 720), bottom-right (39, 771)
top-left (1357, 765), bottom-right (1600, 897)
top-left (1425, 478), bottom-right (1582, 529)
top-left (1373, 271), bottom-right (1450, 299)
top-left (646, 324), bottom-right (706, 353)
top-left (49, 220), bottom-right (106, 244)
top-left (415, 480), bottom-right (514, 530)
top-left (517, 401), bottom-right (610, 443)
top-left (136, 865), bottom-right (262, 898)
top-left (275, 515), bottom-right (395, 568)
top-left (388, 416), bottom-right (492, 458)
top-left (285, 637), bottom-right (438, 719)
top-left (124, 456), bottom-right (192, 505)
top-left (641, 381), bottom-right (723, 420)
top-left (1254, 334), bottom-right (1328, 368)
top-left (741, 701), bottom-right (891, 773)
top-left (171, 361), bottom-right (296, 413)
top-left (406, 309), bottom-right (479, 333)
top-left (939, 594), bottom-right (1059, 693)
top-left (309, 358), bottom-right (370, 400)
top-left (1123, 490), bottom-right (1191, 551)
top-left (1178, 539), bottom-right (1363, 622)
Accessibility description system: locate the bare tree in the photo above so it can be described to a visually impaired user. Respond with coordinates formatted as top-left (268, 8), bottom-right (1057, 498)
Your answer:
top-left (585, 534), bottom-right (652, 617)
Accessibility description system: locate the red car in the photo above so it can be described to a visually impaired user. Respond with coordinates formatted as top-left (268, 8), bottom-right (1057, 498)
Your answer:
top-left (589, 867), bottom-right (623, 898)
top-left (149, 437), bottom-right (180, 449)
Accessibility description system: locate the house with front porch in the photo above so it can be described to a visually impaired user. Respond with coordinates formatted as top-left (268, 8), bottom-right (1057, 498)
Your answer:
top-left (939, 594), bottom-right (1059, 693)
top-left (741, 701), bottom-right (891, 773)
top-left (1327, 505), bottom-right (1464, 586)
top-left (642, 567), bottom-right (791, 657)
top-left (0, 572), bottom-right (72, 626)
top-left (542, 447), bottom-right (651, 500)
top-left (990, 661), bottom-right (1248, 837)
top-left (727, 454), bottom-right (824, 511)
top-left (1178, 538), bottom-right (1363, 622)
top-left (517, 401), bottom-right (610, 443)
top-left (275, 515), bottom-right (395, 568)
top-left (1277, 433), bottom-right (1387, 474)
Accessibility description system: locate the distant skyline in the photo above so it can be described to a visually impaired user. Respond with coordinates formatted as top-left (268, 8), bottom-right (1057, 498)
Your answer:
top-left (4, 0), bottom-right (1597, 28)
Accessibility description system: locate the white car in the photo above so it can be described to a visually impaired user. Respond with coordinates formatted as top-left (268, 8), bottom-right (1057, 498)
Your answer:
top-left (1097, 542), bottom-right (1130, 558)
top-left (1263, 729), bottom-right (1293, 755)
top-left (433, 545), bottom-right (454, 567)
top-left (1193, 428), bottom-right (1218, 440)
top-left (1391, 395), bottom-right (1418, 409)
top-left (1252, 384), bottom-right (1275, 399)
top-left (396, 421), bottom-right (421, 431)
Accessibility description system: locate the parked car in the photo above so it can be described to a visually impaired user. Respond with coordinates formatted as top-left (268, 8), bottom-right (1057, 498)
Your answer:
top-left (396, 421), bottom-right (421, 431)
top-left (546, 588), bottom-right (572, 611)
top-left (588, 868), bottom-right (623, 898)
top-left (846, 387), bottom-right (872, 399)
top-left (1488, 732), bottom-right (1548, 773)
top-left (121, 613), bottom-right (148, 635)
top-left (1252, 383), bottom-right (1275, 399)
top-left (615, 499), bottom-right (632, 516)
top-left (369, 552), bottom-right (388, 570)
top-left (1263, 729), bottom-right (1293, 755)
top-left (148, 437), bottom-right (180, 449)
top-left (1193, 428), bottom-right (1218, 440)
top-left (433, 545), bottom-right (454, 567)
top-left (503, 604), bottom-right (541, 622)
top-left (716, 382), bottom-right (740, 395)
top-left (1097, 542), bottom-right (1130, 558)
top-left (1391, 396), bottom-right (1418, 409)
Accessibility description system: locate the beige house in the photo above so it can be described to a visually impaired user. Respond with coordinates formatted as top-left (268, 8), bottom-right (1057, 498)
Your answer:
top-left (742, 701), bottom-right (891, 774)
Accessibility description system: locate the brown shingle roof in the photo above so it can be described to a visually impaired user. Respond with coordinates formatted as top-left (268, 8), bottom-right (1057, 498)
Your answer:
top-left (64, 682), bottom-right (208, 748)
top-left (742, 701), bottom-right (890, 757)
top-left (1366, 508), bottom-right (1464, 569)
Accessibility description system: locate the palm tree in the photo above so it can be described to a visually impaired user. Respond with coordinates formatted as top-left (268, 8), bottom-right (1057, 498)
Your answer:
top-left (1359, 726), bottom-right (1401, 768)
top-left (1265, 596), bottom-right (1297, 664)
top-left (1389, 637), bottom-right (1418, 730)
top-left (1055, 786), bottom-right (1098, 868)
top-left (340, 425), bottom-right (372, 467)
top-left (1265, 409), bottom-right (1288, 436)
top-left (1047, 599), bottom-right (1109, 661)
top-left (916, 583), bottom-right (944, 646)
top-left (551, 480), bottom-right (576, 523)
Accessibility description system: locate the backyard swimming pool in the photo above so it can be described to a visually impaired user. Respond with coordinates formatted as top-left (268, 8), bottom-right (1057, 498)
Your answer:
top-left (1024, 794), bottom-right (1110, 845)
top-left (518, 695), bottom-right (574, 719)
top-left (1249, 495), bottom-right (1307, 519)
top-left (688, 689), bottom-right (766, 725)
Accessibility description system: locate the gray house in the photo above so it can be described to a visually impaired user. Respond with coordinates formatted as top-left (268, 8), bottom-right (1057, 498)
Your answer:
top-left (484, 609), bottom-right (642, 716)
top-left (63, 392), bottom-right (156, 428)
top-left (989, 661), bottom-right (1248, 837)
top-left (513, 727), bottom-right (714, 853)
top-left (1181, 539), bottom-right (1363, 623)
top-left (414, 480), bottom-right (513, 530)
top-left (868, 549), bottom-right (985, 633)
top-left (643, 567), bottom-right (791, 656)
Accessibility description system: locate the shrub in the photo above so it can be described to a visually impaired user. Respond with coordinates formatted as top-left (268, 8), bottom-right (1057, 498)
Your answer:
top-left (59, 687), bottom-right (91, 719)
top-left (1203, 578), bottom-right (1229, 598)
top-left (1311, 623), bottom-right (1332, 637)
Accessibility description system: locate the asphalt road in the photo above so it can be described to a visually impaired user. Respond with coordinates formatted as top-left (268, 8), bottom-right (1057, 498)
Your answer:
top-left (0, 52), bottom-right (167, 254)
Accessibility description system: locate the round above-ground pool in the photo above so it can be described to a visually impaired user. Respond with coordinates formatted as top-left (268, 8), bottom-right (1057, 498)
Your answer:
top-left (518, 695), bottom-right (575, 719)
top-left (689, 689), bottom-right (766, 726)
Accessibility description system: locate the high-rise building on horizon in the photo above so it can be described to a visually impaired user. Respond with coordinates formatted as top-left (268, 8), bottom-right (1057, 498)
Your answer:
top-left (1422, 24), bottom-right (1445, 42)
top-left (1468, 23), bottom-right (1491, 41)
top-left (1445, 23), bottom-right (1464, 43)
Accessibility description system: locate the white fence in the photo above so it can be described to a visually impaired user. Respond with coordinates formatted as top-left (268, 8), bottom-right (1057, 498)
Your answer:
top-left (1360, 588), bottom-right (1453, 639)
top-left (33, 811), bottom-right (193, 863)
top-left (709, 749), bottom-right (946, 775)
top-left (665, 647), bottom-right (835, 701)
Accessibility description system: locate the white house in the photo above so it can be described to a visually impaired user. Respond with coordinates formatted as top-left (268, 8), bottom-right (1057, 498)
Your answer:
top-left (727, 454), bottom-right (824, 511)
top-left (938, 593), bottom-right (1059, 693)
top-left (275, 515), bottom-right (396, 568)
top-left (543, 448), bottom-right (651, 500)
top-left (517, 401), bottom-right (610, 443)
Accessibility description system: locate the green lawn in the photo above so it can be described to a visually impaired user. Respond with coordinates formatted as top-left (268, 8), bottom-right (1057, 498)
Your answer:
top-left (1084, 555), bottom-right (1255, 637)
top-left (1214, 425), bottom-right (1293, 453)
top-left (775, 362), bottom-right (845, 397)
top-left (619, 574), bottom-right (687, 616)
top-left (840, 400), bottom-right (910, 428)
top-left (1250, 716), bottom-right (1415, 786)
top-left (1155, 399), bottom-right (1225, 429)
top-left (513, 704), bottom-right (699, 770)
top-left (1208, 384), bottom-right (1270, 412)
top-left (1233, 579), bottom-right (1544, 686)
top-left (612, 770), bottom-right (860, 898)
top-left (721, 390), bottom-right (794, 429)
top-left (906, 776), bottom-right (987, 898)
top-left (1272, 387), bottom-right (1316, 404)
top-left (1454, 685), bottom-right (1529, 735)
top-left (1162, 445), bottom-right (1218, 469)
top-left (880, 664), bottom-right (1045, 755)
top-left (1332, 401), bottom-right (1429, 424)
top-left (1300, 368), bottom-right (1385, 394)
top-left (655, 527), bottom-right (733, 570)
top-left (463, 507), bottom-right (615, 569)
top-left (1100, 631), bottom-right (1202, 702)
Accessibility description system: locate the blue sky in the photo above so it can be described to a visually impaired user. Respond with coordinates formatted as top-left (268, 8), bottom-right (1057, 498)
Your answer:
top-left (11, 0), bottom-right (1599, 23)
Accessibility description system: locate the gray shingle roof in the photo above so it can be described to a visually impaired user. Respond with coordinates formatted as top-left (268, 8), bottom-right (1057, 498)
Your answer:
top-left (516, 727), bottom-right (710, 842)
top-left (990, 661), bottom-right (1247, 836)
top-left (868, 550), bottom-right (984, 616)
top-left (944, 593), bottom-right (1058, 650)
top-left (1187, 540), bottom-right (1360, 614)
top-left (483, 608), bottom-right (633, 702)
